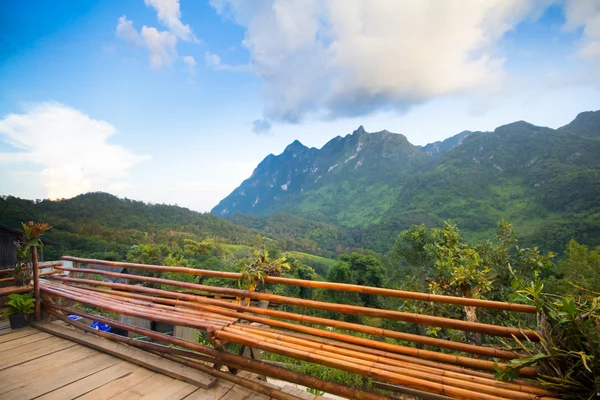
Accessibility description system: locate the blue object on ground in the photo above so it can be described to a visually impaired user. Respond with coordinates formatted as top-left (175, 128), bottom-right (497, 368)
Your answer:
top-left (67, 315), bottom-right (82, 321)
top-left (90, 321), bottom-right (112, 332)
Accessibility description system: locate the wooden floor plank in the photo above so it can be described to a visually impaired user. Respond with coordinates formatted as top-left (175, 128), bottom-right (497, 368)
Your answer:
top-left (0, 348), bottom-right (120, 400)
top-left (0, 336), bottom-right (77, 371)
top-left (280, 386), bottom-right (318, 400)
top-left (0, 326), bottom-right (273, 400)
top-left (220, 384), bottom-right (271, 400)
top-left (32, 321), bottom-right (217, 389)
top-left (76, 367), bottom-right (156, 400)
top-left (0, 331), bottom-right (52, 351)
top-left (0, 345), bottom-right (97, 394)
top-left (182, 380), bottom-right (237, 400)
top-left (0, 327), bottom-right (40, 343)
top-left (36, 361), bottom-right (141, 400)
top-left (162, 383), bottom-right (202, 400)
top-left (109, 373), bottom-right (197, 400)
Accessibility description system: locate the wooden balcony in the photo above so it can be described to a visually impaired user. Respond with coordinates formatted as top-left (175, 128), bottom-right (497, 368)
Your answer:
top-left (0, 256), bottom-right (558, 400)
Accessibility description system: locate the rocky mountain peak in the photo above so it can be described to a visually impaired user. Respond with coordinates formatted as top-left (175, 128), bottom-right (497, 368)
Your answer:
top-left (354, 125), bottom-right (366, 134)
top-left (285, 139), bottom-right (308, 152)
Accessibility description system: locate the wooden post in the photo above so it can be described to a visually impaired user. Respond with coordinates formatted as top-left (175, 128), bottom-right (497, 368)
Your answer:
top-left (32, 247), bottom-right (41, 320)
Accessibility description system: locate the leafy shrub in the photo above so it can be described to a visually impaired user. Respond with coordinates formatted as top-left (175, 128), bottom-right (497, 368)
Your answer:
top-left (2, 293), bottom-right (35, 317)
top-left (497, 279), bottom-right (600, 399)
top-left (238, 250), bottom-right (289, 290)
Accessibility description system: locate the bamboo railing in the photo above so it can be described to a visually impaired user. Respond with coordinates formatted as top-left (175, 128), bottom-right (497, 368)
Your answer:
top-left (33, 256), bottom-right (556, 400)
top-left (61, 256), bottom-right (536, 313)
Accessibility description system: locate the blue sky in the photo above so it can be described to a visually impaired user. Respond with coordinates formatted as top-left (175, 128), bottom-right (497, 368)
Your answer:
top-left (1, 0), bottom-right (599, 212)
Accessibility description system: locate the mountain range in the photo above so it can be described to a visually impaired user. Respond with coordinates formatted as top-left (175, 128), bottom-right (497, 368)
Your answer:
top-left (213, 111), bottom-right (600, 252)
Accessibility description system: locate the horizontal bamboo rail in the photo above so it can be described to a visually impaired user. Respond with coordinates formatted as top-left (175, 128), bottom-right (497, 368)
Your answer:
top-left (215, 330), bottom-right (555, 400)
top-left (52, 265), bottom-right (539, 340)
top-left (61, 256), bottom-right (536, 313)
top-left (233, 325), bottom-right (549, 397)
top-left (0, 285), bottom-right (33, 296)
top-left (77, 282), bottom-right (520, 359)
top-left (0, 270), bottom-right (63, 285)
top-left (45, 303), bottom-right (392, 400)
top-left (42, 285), bottom-right (225, 331)
top-left (219, 326), bottom-right (550, 400)
top-left (43, 279), bottom-right (538, 377)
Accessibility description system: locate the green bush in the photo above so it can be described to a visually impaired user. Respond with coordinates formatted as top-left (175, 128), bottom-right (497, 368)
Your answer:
top-left (2, 293), bottom-right (35, 317)
top-left (497, 280), bottom-right (600, 399)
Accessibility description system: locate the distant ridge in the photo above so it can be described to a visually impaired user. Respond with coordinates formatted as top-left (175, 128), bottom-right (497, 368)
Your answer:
top-left (213, 111), bottom-right (600, 252)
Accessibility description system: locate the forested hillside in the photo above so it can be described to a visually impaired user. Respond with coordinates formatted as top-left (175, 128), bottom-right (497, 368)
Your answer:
top-left (215, 110), bottom-right (600, 253)
top-left (0, 192), bottom-right (330, 261)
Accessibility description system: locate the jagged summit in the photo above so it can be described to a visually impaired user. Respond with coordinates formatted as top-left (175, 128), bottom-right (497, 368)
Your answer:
top-left (285, 139), bottom-right (307, 152)
top-left (354, 125), bottom-right (366, 134)
top-left (212, 125), bottom-right (427, 218)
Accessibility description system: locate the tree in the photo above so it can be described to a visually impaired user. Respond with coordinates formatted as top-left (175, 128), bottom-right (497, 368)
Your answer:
top-left (558, 239), bottom-right (600, 293)
top-left (327, 253), bottom-right (387, 309)
top-left (393, 220), bottom-right (555, 345)
top-left (184, 238), bottom-right (215, 258)
top-left (14, 221), bottom-right (52, 286)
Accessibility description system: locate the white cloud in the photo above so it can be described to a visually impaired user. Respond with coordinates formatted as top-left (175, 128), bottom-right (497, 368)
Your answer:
top-left (116, 16), bottom-right (141, 45)
top-left (141, 26), bottom-right (178, 67)
top-left (204, 51), bottom-right (247, 72)
top-left (116, 16), bottom-right (178, 68)
top-left (0, 103), bottom-right (149, 199)
top-left (563, 0), bottom-right (600, 76)
top-left (116, 1), bottom-right (196, 69)
top-left (211, 0), bottom-right (539, 121)
top-left (144, 0), bottom-right (195, 41)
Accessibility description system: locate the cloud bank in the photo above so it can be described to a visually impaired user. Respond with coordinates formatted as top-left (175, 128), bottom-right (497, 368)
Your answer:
top-left (210, 0), bottom-right (542, 122)
top-left (0, 103), bottom-right (149, 199)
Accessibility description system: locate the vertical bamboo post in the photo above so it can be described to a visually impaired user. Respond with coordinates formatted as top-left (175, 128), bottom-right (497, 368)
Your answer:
top-left (32, 247), bottom-right (41, 320)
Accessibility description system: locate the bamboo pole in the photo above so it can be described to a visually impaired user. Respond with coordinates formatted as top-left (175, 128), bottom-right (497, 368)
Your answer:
top-left (41, 285), bottom-right (224, 331)
top-left (77, 282), bottom-right (519, 359)
top-left (32, 247), bottom-right (40, 320)
top-left (43, 279), bottom-right (537, 377)
top-left (233, 325), bottom-right (549, 397)
top-left (244, 324), bottom-right (542, 388)
top-left (223, 325), bottom-right (550, 400)
top-left (45, 310), bottom-right (306, 400)
top-left (44, 304), bottom-right (394, 400)
top-left (221, 329), bottom-right (529, 400)
top-left (36, 261), bottom-right (64, 268)
top-left (49, 287), bottom-right (232, 330)
top-left (214, 330), bottom-right (544, 400)
top-left (52, 266), bottom-right (539, 340)
top-left (0, 268), bottom-right (60, 284)
top-left (373, 381), bottom-right (455, 400)
top-left (61, 256), bottom-right (536, 313)
top-left (49, 283), bottom-right (237, 324)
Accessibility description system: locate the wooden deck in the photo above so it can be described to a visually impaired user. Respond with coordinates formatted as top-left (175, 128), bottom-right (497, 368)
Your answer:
top-left (0, 325), bottom-right (322, 400)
